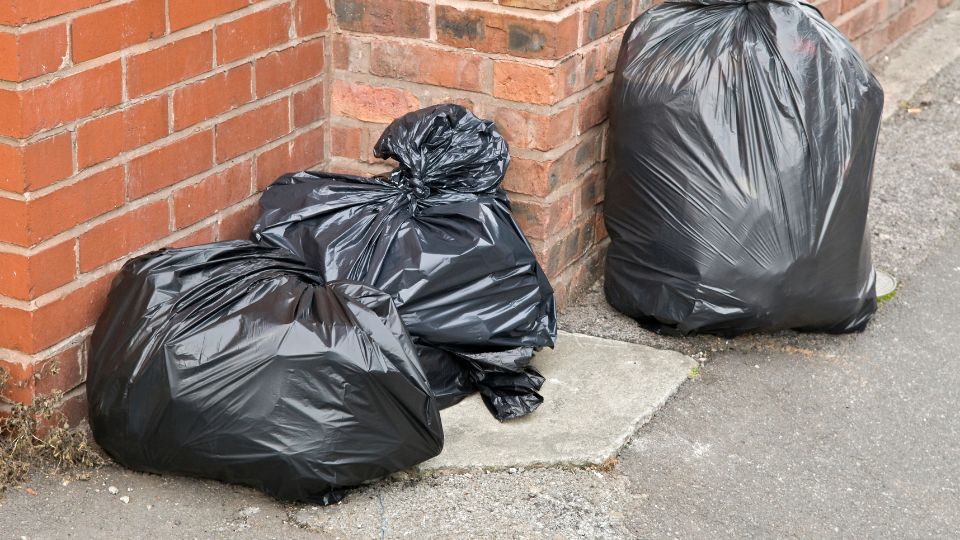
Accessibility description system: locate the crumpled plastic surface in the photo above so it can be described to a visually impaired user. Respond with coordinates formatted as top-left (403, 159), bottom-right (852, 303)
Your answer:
top-left (87, 241), bottom-right (443, 504)
top-left (604, 0), bottom-right (883, 335)
top-left (253, 104), bottom-right (557, 420)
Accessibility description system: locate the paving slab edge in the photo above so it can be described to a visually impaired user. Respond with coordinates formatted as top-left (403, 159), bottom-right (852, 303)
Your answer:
top-left (413, 333), bottom-right (697, 475)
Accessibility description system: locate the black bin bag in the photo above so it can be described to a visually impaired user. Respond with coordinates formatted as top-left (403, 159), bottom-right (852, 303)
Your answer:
top-left (253, 104), bottom-right (557, 420)
top-left (87, 241), bottom-right (443, 504)
top-left (604, 0), bottom-right (883, 335)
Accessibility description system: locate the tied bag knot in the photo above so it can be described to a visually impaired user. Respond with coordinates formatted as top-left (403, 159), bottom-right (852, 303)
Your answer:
top-left (373, 104), bottom-right (510, 196)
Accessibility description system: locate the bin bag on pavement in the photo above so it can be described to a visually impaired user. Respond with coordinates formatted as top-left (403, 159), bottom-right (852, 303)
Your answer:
top-left (87, 241), bottom-right (443, 504)
top-left (604, 0), bottom-right (883, 335)
top-left (252, 104), bottom-right (557, 420)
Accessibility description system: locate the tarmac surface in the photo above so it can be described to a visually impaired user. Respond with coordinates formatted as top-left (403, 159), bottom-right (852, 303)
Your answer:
top-left (2, 9), bottom-right (959, 538)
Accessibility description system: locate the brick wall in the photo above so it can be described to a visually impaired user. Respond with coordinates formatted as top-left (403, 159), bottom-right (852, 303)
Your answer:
top-left (0, 0), bottom-right (329, 419)
top-left (0, 0), bottom-right (951, 418)
top-left (323, 0), bottom-right (953, 307)
top-left (824, 0), bottom-right (952, 58)
top-left (326, 0), bottom-right (626, 307)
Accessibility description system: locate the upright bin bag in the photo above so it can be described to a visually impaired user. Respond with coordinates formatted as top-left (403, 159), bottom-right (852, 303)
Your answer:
top-left (87, 241), bottom-right (443, 504)
top-left (253, 104), bottom-right (557, 420)
top-left (604, 0), bottom-right (883, 335)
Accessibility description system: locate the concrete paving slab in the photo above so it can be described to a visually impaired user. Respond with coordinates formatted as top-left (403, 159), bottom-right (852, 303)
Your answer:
top-left (418, 331), bottom-right (696, 472)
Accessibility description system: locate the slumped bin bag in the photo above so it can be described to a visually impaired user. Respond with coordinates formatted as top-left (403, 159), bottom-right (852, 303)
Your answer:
top-left (87, 241), bottom-right (443, 504)
top-left (604, 0), bottom-right (883, 335)
top-left (253, 104), bottom-right (557, 421)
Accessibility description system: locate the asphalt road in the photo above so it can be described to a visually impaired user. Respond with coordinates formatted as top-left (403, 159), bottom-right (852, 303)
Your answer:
top-left (2, 31), bottom-right (959, 540)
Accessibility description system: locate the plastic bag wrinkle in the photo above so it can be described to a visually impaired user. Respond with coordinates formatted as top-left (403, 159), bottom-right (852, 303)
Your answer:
top-left (254, 105), bottom-right (557, 420)
top-left (87, 241), bottom-right (443, 504)
top-left (604, 0), bottom-right (882, 335)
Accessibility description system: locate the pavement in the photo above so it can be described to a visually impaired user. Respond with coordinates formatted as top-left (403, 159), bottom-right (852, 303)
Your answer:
top-left (419, 332), bottom-right (694, 472)
top-left (2, 6), bottom-right (960, 538)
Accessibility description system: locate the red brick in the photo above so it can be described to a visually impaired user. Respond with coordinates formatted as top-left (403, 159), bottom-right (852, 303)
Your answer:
top-left (0, 241), bottom-right (75, 300)
top-left (494, 105), bottom-right (575, 151)
top-left (882, 2), bottom-right (913, 42)
top-left (500, 0), bottom-right (578, 8)
top-left (123, 95), bottom-right (169, 149)
top-left (77, 96), bottom-right (169, 169)
top-left (27, 167), bottom-right (126, 244)
top-left (0, 305), bottom-right (30, 352)
top-left (493, 61), bottom-right (563, 105)
top-left (293, 82), bottom-right (325, 128)
top-left (0, 143), bottom-right (23, 192)
top-left (503, 157), bottom-right (553, 198)
top-left (173, 161), bottom-right (252, 228)
top-left (22, 132), bottom-right (73, 191)
top-left (28, 274), bottom-right (115, 353)
top-left (0, 88), bottom-right (22, 137)
top-left (0, 134), bottom-right (74, 193)
top-left (604, 34), bottom-right (621, 74)
top-left (168, 0), bottom-right (249, 32)
top-left (0, 0), bottom-right (108, 25)
top-left (77, 113), bottom-right (122, 169)
top-left (294, 0), bottom-right (330, 36)
top-left (333, 0), bottom-right (430, 38)
top-left (0, 168), bottom-right (122, 247)
top-left (578, 83), bottom-right (612, 132)
top-left (0, 358), bottom-right (34, 403)
top-left (215, 99), bottom-right (290, 162)
top-left (331, 80), bottom-right (419, 123)
top-left (580, 44), bottom-right (605, 86)
top-left (0, 31), bottom-right (12, 79)
top-left (424, 95), bottom-right (479, 112)
top-left (57, 391), bottom-right (91, 427)
top-left (581, 0), bottom-right (632, 44)
top-left (33, 345), bottom-right (85, 396)
top-left (173, 64), bottom-right (253, 130)
top-left (71, 0), bottom-right (165, 63)
top-left (218, 200), bottom-right (260, 241)
top-left (79, 199), bottom-right (170, 272)
top-left (835, 0), bottom-right (885, 39)
top-left (511, 194), bottom-right (574, 240)
top-left (254, 127), bottom-right (324, 190)
top-left (370, 41), bottom-right (486, 92)
top-left (289, 127), bottom-right (324, 171)
top-left (331, 125), bottom-right (362, 159)
top-left (361, 124), bottom-right (388, 164)
top-left (0, 196), bottom-right (29, 245)
top-left (128, 131), bottom-right (214, 198)
top-left (13, 61), bottom-right (123, 138)
top-left (0, 24), bottom-right (68, 82)
top-left (0, 274), bottom-right (114, 354)
top-left (503, 134), bottom-right (601, 198)
top-left (127, 31), bottom-right (213, 98)
top-left (558, 239), bottom-right (604, 306)
top-left (536, 108), bottom-right (577, 151)
top-left (168, 224), bottom-right (218, 248)
top-left (255, 39), bottom-right (325, 97)
top-left (436, 5), bottom-right (579, 60)
top-left (841, 0), bottom-right (867, 13)
top-left (813, 0), bottom-right (842, 19)
top-left (216, 5), bottom-right (290, 65)
top-left (332, 35), bottom-right (368, 72)
top-left (538, 212), bottom-right (598, 278)
top-left (255, 143), bottom-right (294, 191)
top-left (576, 167), bottom-right (605, 214)
top-left (909, 0), bottom-right (940, 27)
